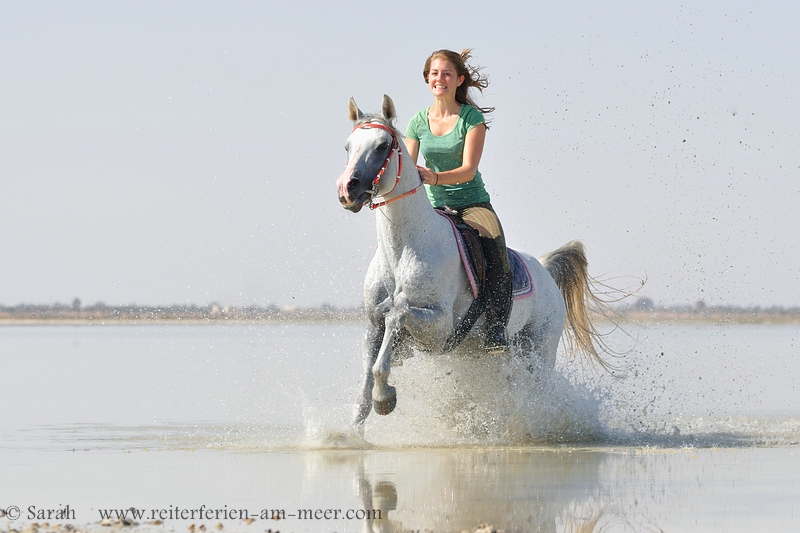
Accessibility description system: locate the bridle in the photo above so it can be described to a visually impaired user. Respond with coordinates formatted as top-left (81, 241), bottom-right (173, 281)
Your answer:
top-left (351, 122), bottom-right (424, 210)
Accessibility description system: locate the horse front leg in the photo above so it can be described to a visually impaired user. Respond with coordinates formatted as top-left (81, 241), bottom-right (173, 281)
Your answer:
top-left (371, 297), bottom-right (448, 416)
top-left (353, 321), bottom-right (383, 430)
top-left (372, 312), bottom-right (401, 415)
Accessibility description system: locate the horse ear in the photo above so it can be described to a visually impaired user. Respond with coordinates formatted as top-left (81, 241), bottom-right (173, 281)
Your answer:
top-left (348, 97), bottom-right (364, 123)
top-left (381, 94), bottom-right (396, 121)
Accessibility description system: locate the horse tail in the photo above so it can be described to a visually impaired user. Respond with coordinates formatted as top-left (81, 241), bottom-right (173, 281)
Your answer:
top-left (540, 240), bottom-right (610, 368)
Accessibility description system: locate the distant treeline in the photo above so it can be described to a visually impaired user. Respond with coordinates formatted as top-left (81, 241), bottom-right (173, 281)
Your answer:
top-left (617, 297), bottom-right (800, 324)
top-left (1, 298), bottom-right (799, 324)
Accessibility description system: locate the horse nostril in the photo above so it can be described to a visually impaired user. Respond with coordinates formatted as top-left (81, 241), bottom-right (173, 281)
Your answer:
top-left (347, 178), bottom-right (359, 193)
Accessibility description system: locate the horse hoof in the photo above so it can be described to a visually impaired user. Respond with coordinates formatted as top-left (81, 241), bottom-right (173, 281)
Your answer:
top-left (373, 386), bottom-right (397, 415)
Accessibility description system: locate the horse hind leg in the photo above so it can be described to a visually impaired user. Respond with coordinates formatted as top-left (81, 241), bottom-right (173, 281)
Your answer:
top-left (515, 319), bottom-right (560, 382)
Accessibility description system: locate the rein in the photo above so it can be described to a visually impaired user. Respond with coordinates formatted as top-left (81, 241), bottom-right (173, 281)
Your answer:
top-left (352, 122), bottom-right (424, 210)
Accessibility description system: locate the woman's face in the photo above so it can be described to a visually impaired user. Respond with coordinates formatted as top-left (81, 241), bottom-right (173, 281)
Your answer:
top-left (427, 58), bottom-right (464, 99)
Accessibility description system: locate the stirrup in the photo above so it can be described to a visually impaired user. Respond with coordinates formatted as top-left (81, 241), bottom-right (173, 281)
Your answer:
top-left (484, 324), bottom-right (508, 354)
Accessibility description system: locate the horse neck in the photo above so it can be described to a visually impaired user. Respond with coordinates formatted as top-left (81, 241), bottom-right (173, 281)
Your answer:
top-left (374, 151), bottom-right (443, 255)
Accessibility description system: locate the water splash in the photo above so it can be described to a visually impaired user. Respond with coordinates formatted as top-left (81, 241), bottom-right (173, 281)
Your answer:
top-left (16, 323), bottom-right (799, 452)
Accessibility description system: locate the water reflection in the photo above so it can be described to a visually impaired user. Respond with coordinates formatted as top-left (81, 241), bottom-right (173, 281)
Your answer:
top-left (3, 423), bottom-right (797, 532)
top-left (316, 448), bottom-right (663, 533)
top-left (354, 476), bottom-right (397, 533)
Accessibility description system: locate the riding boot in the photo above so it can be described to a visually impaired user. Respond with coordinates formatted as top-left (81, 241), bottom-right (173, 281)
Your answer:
top-left (484, 271), bottom-right (513, 353)
top-left (480, 236), bottom-right (513, 354)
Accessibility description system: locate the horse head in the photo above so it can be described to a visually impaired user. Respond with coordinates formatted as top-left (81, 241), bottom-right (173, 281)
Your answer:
top-left (337, 95), bottom-right (401, 213)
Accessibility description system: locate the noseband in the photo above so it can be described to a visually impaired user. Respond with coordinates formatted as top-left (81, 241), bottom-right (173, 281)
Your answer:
top-left (352, 122), bottom-right (423, 210)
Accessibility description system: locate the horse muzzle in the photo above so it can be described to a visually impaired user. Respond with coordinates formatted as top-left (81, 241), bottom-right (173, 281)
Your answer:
top-left (337, 175), bottom-right (373, 213)
top-left (339, 190), bottom-right (372, 212)
top-left (339, 196), bottom-right (365, 213)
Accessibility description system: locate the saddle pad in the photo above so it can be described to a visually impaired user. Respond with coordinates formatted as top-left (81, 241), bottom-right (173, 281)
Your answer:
top-left (508, 249), bottom-right (534, 300)
top-left (438, 211), bottom-right (534, 301)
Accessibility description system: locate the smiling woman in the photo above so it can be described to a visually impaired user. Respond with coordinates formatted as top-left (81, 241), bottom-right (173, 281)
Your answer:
top-left (404, 49), bottom-right (512, 353)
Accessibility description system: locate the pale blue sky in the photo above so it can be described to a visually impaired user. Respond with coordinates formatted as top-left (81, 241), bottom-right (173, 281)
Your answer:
top-left (1, 1), bottom-right (798, 308)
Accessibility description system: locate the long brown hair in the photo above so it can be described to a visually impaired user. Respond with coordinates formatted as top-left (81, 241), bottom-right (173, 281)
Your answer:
top-left (422, 48), bottom-right (494, 116)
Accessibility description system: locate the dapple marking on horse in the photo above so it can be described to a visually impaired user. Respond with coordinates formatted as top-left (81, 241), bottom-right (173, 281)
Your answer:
top-left (337, 95), bottom-right (607, 428)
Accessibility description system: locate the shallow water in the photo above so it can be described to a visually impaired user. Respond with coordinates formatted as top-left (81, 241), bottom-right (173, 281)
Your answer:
top-left (1, 323), bottom-right (799, 532)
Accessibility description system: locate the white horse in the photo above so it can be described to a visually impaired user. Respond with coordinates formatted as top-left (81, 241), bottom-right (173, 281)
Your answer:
top-left (337, 95), bottom-right (607, 428)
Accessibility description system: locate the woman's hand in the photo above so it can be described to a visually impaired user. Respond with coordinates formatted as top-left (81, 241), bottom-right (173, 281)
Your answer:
top-left (417, 165), bottom-right (439, 185)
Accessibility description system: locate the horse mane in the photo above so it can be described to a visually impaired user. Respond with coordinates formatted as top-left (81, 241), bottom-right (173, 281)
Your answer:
top-left (353, 114), bottom-right (401, 138)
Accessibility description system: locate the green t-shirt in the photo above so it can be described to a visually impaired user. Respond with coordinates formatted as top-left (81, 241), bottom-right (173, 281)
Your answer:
top-left (406, 104), bottom-right (490, 209)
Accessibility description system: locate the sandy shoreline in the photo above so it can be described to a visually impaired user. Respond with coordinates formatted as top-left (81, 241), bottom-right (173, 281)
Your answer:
top-left (1, 309), bottom-right (799, 326)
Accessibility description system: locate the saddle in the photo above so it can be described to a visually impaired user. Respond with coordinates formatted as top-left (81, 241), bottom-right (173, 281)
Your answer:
top-left (435, 208), bottom-right (535, 351)
top-left (436, 207), bottom-right (487, 296)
